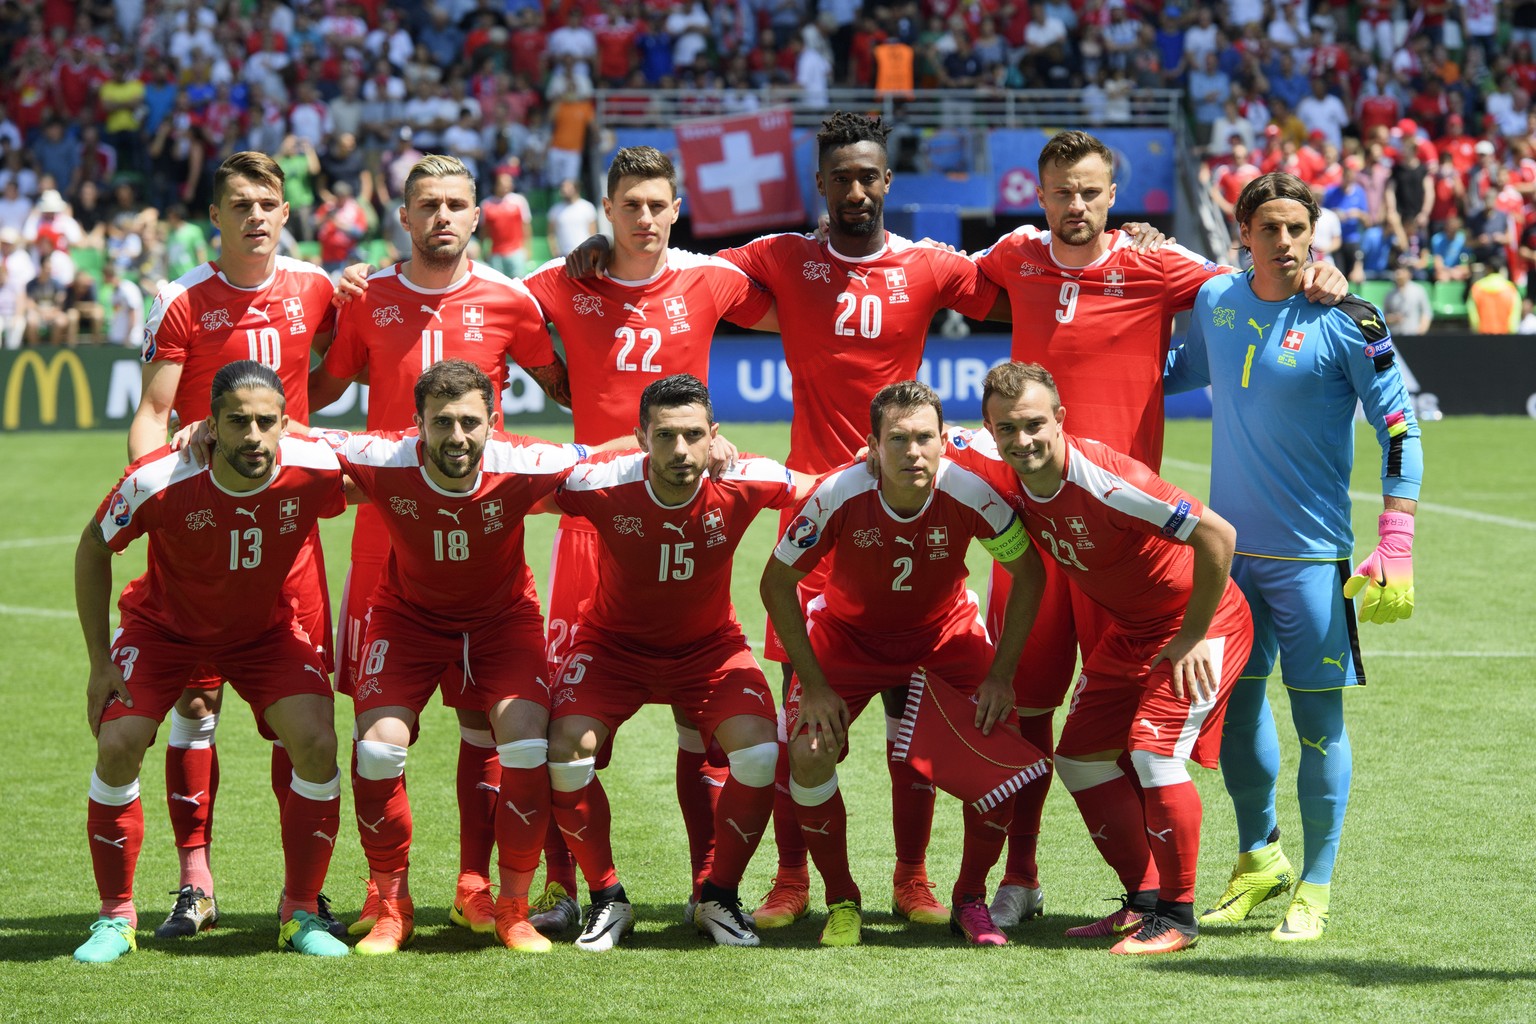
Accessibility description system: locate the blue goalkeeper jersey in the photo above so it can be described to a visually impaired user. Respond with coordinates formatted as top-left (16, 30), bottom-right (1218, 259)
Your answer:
top-left (1164, 272), bottom-right (1423, 559)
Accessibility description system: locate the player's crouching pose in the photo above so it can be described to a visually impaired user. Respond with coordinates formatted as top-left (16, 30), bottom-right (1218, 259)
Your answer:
top-left (948, 362), bottom-right (1254, 955)
top-left (74, 362), bottom-right (350, 962)
top-left (544, 375), bottom-right (808, 949)
top-left (761, 381), bottom-right (1042, 948)
top-left (325, 360), bottom-right (590, 955)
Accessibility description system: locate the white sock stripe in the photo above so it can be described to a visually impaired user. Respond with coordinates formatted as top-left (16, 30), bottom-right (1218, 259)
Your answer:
top-left (289, 770), bottom-right (342, 802)
top-left (459, 726), bottom-right (497, 749)
top-left (354, 740), bottom-right (408, 781)
top-left (497, 738), bottom-right (548, 769)
top-left (725, 741), bottom-right (779, 788)
top-left (548, 757), bottom-right (596, 793)
top-left (166, 709), bottom-right (218, 749)
top-left (788, 772), bottom-right (839, 807)
top-left (1053, 755), bottom-right (1124, 794)
top-left (88, 771), bottom-right (140, 806)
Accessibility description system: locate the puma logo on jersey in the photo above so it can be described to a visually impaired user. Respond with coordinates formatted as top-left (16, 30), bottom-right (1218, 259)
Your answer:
top-left (1138, 718), bottom-right (1162, 739)
top-left (623, 302), bottom-right (648, 319)
top-left (893, 535), bottom-right (915, 548)
top-left (1300, 735), bottom-right (1329, 756)
top-left (357, 815), bottom-right (386, 834)
top-left (742, 687), bottom-right (768, 705)
top-left (504, 800), bottom-right (536, 825)
top-left (438, 508), bottom-right (463, 524)
top-left (1248, 318), bottom-right (1270, 340)
top-left (847, 269), bottom-right (870, 287)
top-left (247, 305), bottom-right (271, 323)
top-left (558, 824), bottom-right (589, 842)
top-left (235, 506), bottom-right (259, 521)
top-left (1146, 826), bottom-right (1174, 843)
top-left (1322, 651), bottom-right (1348, 671)
top-left (170, 791), bottom-right (205, 806)
top-left (303, 664), bottom-right (325, 679)
top-left (726, 818), bottom-right (759, 843)
top-left (311, 830), bottom-right (338, 847)
top-left (1103, 485), bottom-right (1122, 499)
top-left (662, 521), bottom-right (685, 536)
top-left (1360, 317), bottom-right (1382, 330)
top-left (421, 305), bottom-right (444, 322)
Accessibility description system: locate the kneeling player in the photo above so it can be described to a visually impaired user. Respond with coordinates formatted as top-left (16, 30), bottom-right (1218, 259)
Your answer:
top-left (545, 375), bottom-right (808, 949)
top-left (948, 362), bottom-right (1254, 954)
top-left (74, 362), bottom-right (350, 962)
top-left (760, 381), bottom-right (1039, 948)
top-left (328, 361), bottom-right (589, 955)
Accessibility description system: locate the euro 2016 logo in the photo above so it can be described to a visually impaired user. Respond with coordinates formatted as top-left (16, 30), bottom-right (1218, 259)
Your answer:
top-left (108, 491), bottom-right (131, 527)
top-left (787, 515), bottom-right (819, 548)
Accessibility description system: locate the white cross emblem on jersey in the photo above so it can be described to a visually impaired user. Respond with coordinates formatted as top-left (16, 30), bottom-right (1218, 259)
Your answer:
top-left (695, 131), bottom-right (787, 215)
top-left (704, 508), bottom-right (725, 532)
top-left (279, 498), bottom-right (300, 519)
top-left (481, 499), bottom-right (503, 520)
top-left (283, 297), bottom-right (305, 320)
top-left (884, 268), bottom-right (908, 290)
top-left (463, 304), bottom-right (484, 327)
top-left (664, 295), bottom-right (689, 319)
top-left (926, 526), bottom-right (948, 546)
top-left (1104, 269), bottom-right (1125, 287)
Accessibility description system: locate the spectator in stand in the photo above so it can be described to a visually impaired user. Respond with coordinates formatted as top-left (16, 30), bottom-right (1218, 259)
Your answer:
top-left (1486, 75), bottom-right (1531, 139)
top-left (1427, 152), bottom-right (1466, 237)
top-left (0, 150), bottom-right (39, 201)
top-left (1209, 100), bottom-right (1255, 156)
top-left (99, 55), bottom-right (147, 176)
top-left (548, 6), bottom-right (598, 79)
top-left (1296, 78), bottom-right (1351, 150)
top-left (442, 107), bottom-right (487, 184)
top-left (23, 242), bottom-right (70, 346)
top-left (1357, 0), bottom-right (1396, 61)
top-left (0, 258), bottom-right (25, 350)
top-left (1323, 157), bottom-right (1373, 280)
top-left (1267, 96), bottom-right (1307, 148)
top-left (546, 177), bottom-right (598, 260)
top-left (313, 179), bottom-right (368, 275)
top-left (61, 269), bottom-right (103, 344)
top-left (1384, 262), bottom-right (1433, 337)
top-left (160, 204), bottom-right (207, 283)
top-left (1188, 52), bottom-right (1230, 147)
top-left (319, 132), bottom-right (374, 212)
top-left (147, 92), bottom-right (207, 211)
top-left (1311, 201), bottom-right (1344, 267)
top-left (1516, 212), bottom-right (1536, 294)
top-left (419, 7), bottom-right (465, 70)
top-left (1468, 255), bottom-right (1522, 334)
top-left (479, 167), bottom-right (531, 279)
top-left (26, 190), bottom-right (84, 252)
top-left (72, 181), bottom-right (110, 250)
top-left (546, 69), bottom-right (596, 188)
top-left (275, 134), bottom-right (322, 244)
top-left (1431, 214), bottom-right (1472, 282)
top-left (0, 180), bottom-right (28, 235)
top-left (1386, 142), bottom-right (1434, 264)
top-left (34, 121), bottom-right (80, 199)
top-left (595, 3), bottom-right (640, 87)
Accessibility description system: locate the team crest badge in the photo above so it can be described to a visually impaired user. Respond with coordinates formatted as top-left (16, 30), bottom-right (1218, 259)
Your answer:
top-left (200, 309), bottom-right (234, 331)
top-left (373, 304), bottom-right (404, 326)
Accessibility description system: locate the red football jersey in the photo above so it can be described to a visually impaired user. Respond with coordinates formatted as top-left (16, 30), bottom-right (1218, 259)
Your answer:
top-left (555, 451), bottom-right (796, 651)
top-left (95, 437), bottom-right (348, 644)
top-left (947, 429), bottom-right (1249, 636)
top-left (142, 256), bottom-right (337, 425)
top-left (772, 458), bottom-right (1016, 645)
top-left (523, 249), bottom-right (772, 445)
top-left (324, 261), bottom-right (556, 431)
top-left (973, 228), bottom-right (1226, 467)
top-left (330, 430), bottom-right (583, 630)
top-left (719, 232), bottom-right (1001, 474)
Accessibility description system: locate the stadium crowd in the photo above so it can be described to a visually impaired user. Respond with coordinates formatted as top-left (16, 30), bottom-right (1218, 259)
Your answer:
top-left (4, 0), bottom-right (1536, 342)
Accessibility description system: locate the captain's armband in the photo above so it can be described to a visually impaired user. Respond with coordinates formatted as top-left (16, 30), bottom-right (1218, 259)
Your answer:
top-left (979, 518), bottom-right (1030, 562)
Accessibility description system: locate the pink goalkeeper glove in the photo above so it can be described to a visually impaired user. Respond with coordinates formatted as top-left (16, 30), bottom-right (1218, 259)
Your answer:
top-left (1342, 512), bottom-right (1415, 624)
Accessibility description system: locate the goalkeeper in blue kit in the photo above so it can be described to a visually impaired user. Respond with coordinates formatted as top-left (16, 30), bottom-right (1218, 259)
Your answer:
top-left (1164, 171), bottom-right (1423, 942)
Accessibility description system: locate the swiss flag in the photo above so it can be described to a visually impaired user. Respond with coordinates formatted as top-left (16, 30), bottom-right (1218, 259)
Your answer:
top-left (676, 109), bottom-right (805, 238)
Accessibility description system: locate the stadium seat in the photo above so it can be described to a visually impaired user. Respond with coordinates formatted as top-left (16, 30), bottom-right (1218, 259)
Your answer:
top-left (296, 240), bottom-right (322, 263)
top-left (1359, 226), bottom-right (1392, 275)
top-left (1354, 279), bottom-right (1391, 310)
top-left (72, 246), bottom-right (105, 284)
top-left (1431, 280), bottom-right (1467, 319)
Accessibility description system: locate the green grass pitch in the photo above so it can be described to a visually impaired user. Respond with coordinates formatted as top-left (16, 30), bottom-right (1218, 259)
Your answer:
top-left (1, 417), bottom-right (1533, 1024)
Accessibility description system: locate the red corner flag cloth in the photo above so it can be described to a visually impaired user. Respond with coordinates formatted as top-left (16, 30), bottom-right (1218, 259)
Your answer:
top-left (890, 668), bottom-right (1051, 813)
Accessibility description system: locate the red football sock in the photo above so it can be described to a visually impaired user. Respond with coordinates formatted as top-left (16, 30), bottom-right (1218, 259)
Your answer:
top-left (1066, 775), bottom-right (1158, 894)
top-left (550, 776), bottom-right (618, 894)
top-left (1001, 714), bottom-right (1053, 889)
top-left (269, 743), bottom-right (292, 812)
top-left (278, 782), bottom-right (340, 920)
top-left (495, 764), bottom-right (549, 900)
top-left (796, 788), bottom-right (859, 905)
top-left (542, 818), bottom-right (578, 892)
top-left (887, 739), bottom-right (934, 869)
top-left (676, 747), bottom-right (725, 897)
top-left (770, 739), bottom-right (808, 873)
top-left (352, 771), bottom-right (413, 879)
top-left (176, 845), bottom-right (214, 897)
top-left (1141, 780), bottom-right (1203, 904)
top-left (166, 745), bottom-right (216, 852)
top-left (458, 739), bottom-right (500, 878)
top-left (953, 802), bottom-right (1012, 902)
top-left (88, 797), bottom-right (144, 926)
top-left (708, 775), bottom-right (774, 890)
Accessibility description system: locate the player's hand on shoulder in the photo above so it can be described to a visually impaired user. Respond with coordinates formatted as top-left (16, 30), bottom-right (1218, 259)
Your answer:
top-left (332, 262), bottom-right (374, 307)
top-left (564, 235), bottom-right (611, 279)
top-left (973, 673), bottom-right (1014, 736)
top-left (813, 212), bottom-right (831, 244)
top-left (170, 418), bottom-right (215, 468)
top-left (86, 662), bottom-right (132, 737)
top-left (707, 433), bottom-right (739, 476)
top-left (1301, 261), bottom-right (1349, 305)
top-left (916, 237), bottom-right (965, 254)
top-left (1122, 222), bottom-right (1170, 252)
top-left (1152, 633), bottom-right (1217, 701)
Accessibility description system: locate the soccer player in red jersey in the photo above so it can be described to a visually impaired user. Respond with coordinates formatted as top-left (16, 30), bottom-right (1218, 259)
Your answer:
top-left (73, 362), bottom-right (351, 963)
top-left (545, 374), bottom-right (811, 950)
top-left (129, 151), bottom-right (344, 940)
top-left (478, 168), bottom-right (533, 279)
top-left (523, 146), bottom-right (775, 929)
top-left (761, 381), bottom-right (1040, 948)
top-left (946, 362), bottom-right (1254, 955)
top-left (328, 360), bottom-right (591, 955)
top-left (969, 130), bottom-right (1345, 927)
top-left (309, 154), bottom-right (572, 937)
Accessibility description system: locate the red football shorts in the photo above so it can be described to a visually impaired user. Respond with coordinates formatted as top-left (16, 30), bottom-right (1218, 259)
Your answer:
top-left (986, 555), bottom-right (1110, 711)
top-left (783, 595), bottom-right (994, 751)
top-left (352, 603), bottom-right (550, 717)
top-left (104, 618), bottom-right (333, 740)
top-left (1055, 621), bottom-right (1254, 769)
top-left (336, 508), bottom-right (390, 697)
top-left (550, 626), bottom-right (775, 751)
top-left (545, 522), bottom-right (599, 670)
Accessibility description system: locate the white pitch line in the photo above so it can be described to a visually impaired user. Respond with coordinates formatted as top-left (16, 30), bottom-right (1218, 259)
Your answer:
top-left (0, 535), bottom-right (77, 550)
top-left (0, 603), bottom-right (76, 620)
top-left (1161, 458), bottom-right (1536, 533)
